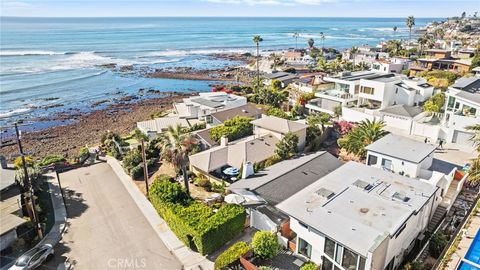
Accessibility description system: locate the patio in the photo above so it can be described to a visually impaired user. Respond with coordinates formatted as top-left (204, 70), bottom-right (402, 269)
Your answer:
top-left (209, 165), bottom-right (240, 184)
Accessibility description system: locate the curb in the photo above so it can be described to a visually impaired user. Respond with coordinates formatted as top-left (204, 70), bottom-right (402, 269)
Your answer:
top-left (106, 157), bottom-right (214, 270)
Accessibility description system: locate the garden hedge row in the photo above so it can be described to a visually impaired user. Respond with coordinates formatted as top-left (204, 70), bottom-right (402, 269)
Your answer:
top-left (150, 191), bottom-right (246, 255)
top-left (214, 241), bottom-right (250, 270)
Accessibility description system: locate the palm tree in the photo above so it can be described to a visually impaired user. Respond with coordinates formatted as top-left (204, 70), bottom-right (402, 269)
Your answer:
top-left (317, 57), bottom-right (329, 72)
top-left (357, 119), bottom-right (389, 145)
top-left (319, 32), bottom-right (326, 51)
top-left (418, 35), bottom-right (427, 57)
top-left (393, 26), bottom-right (397, 36)
top-left (252, 35), bottom-right (263, 90)
top-left (270, 53), bottom-right (281, 71)
top-left (406, 16), bottom-right (415, 40)
top-left (157, 124), bottom-right (198, 195)
top-left (350, 46), bottom-right (359, 67)
top-left (466, 124), bottom-right (480, 152)
top-left (338, 119), bottom-right (388, 157)
top-left (308, 38), bottom-right (315, 49)
top-left (293, 32), bottom-right (299, 50)
top-left (329, 59), bottom-right (342, 73)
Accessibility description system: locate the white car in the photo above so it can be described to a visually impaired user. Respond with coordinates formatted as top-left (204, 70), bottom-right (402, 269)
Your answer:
top-left (10, 244), bottom-right (54, 270)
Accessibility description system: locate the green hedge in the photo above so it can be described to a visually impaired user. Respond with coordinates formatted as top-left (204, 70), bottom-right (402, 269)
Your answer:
top-left (214, 241), bottom-right (250, 270)
top-left (149, 181), bottom-right (246, 255)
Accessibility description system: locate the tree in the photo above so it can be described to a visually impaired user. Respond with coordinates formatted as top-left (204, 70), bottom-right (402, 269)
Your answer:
top-left (267, 107), bottom-right (290, 119)
top-left (149, 176), bottom-right (190, 205)
top-left (270, 53), bottom-right (281, 71)
top-left (307, 112), bottom-right (332, 132)
top-left (466, 124), bottom-right (480, 185)
top-left (209, 116), bottom-right (254, 142)
top-left (319, 32), bottom-right (326, 50)
top-left (317, 56), bottom-right (329, 72)
top-left (253, 35), bottom-right (263, 90)
top-left (251, 82), bottom-right (288, 108)
top-left (14, 156), bottom-right (34, 169)
top-left (308, 38), bottom-right (315, 49)
top-left (350, 46), bottom-right (359, 67)
top-left (386, 40), bottom-right (402, 56)
top-left (466, 124), bottom-right (480, 152)
top-left (423, 92), bottom-right (445, 113)
top-left (301, 262), bottom-right (319, 270)
top-left (275, 132), bottom-right (299, 160)
top-left (406, 16), bottom-right (416, 40)
top-left (429, 232), bottom-right (448, 258)
top-left (338, 119), bottom-right (388, 158)
top-left (293, 32), bottom-right (299, 50)
top-left (461, 11), bottom-right (466, 18)
top-left (157, 124), bottom-right (198, 195)
top-left (251, 231), bottom-right (280, 260)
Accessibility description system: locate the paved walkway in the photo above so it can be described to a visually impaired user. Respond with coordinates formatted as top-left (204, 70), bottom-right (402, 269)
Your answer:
top-left (41, 162), bottom-right (182, 270)
top-left (107, 157), bottom-right (214, 270)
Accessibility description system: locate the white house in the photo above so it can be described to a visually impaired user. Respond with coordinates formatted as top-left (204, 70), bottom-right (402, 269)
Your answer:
top-left (442, 77), bottom-right (480, 146)
top-left (277, 162), bottom-right (440, 270)
top-left (251, 116), bottom-right (308, 150)
top-left (370, 59), bottom-right (404, 74)
top-left (173, 92), bottom-right (247, 120)
top-left (136, 116), bottom-right (191, 138)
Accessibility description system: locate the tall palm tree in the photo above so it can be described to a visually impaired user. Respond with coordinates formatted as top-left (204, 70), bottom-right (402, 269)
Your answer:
top-left (466, 124), bottom-right (480, 152)
top-left (418, 35), bottom-right (427, 57)
top-left (338, 119), bottom-right (388, 158)
top-left (350, 46), bottom-right (359, 67)
top-left (319, 32), bottom-right (326, 51)
top-left (293, 32), bottom-right (299, 50)
top-left (157, 124), bottom-right (198, 195)
top-left (406, 16), bottom-right (415, 41)
top-left (270, 53), bottom-right (281, 71)
top-left (252, 35), bottom-right (263, 91)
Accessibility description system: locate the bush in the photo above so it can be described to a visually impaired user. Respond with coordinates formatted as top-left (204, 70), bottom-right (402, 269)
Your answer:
top-left (14, 156), bottom-right (34, 169)
top-left (403, 261), bottom-right (424, 270)
top-left (259, 267), bottom-right (272, 270)
top-left (301, 262), bottom-right (319, 270)
top-left (38, 155), bottom-right (65, 167)
top-left (194, 177), bottom-right (212, 191)
top-left (264, 154), bottom-right (282, 167)
top-left (209, 116), bottom-right (254, 143)
top-left (123, 149), bottom-right (143, 175)
top-left (149, 177), bottom-right (190, 205)
top-left (78, 147), bottom-right (90, 162)
top-left (251, 231), bottom-right (280, 260)
top-left (429, 232), bottom-right (448, 258)
top-left (149, 180), bottom-right (246, 255)
top-left (423, 92), bottom-right (445, 113)
top-left (214, 241), bottom-right (250, 270)
top-left (189, 122), bottom-right (207, 132)
top-left (267, 107), bottom-right (290, 119)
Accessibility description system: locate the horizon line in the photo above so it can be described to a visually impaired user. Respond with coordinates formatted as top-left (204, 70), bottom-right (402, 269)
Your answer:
top-left (0, 15), bottom-right (446, 19)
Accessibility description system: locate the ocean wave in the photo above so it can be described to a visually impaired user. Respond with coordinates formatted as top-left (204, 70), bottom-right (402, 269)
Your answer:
top-left (147, 48), bottom-right (252, 57)
top-left (0, 50), bottom-right (67, 56)
top-left (0, 107), bottom-right (33, 119)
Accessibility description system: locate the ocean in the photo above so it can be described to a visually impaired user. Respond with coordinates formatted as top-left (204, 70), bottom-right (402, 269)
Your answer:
top-left (0, 17), bottom-right (439, 130)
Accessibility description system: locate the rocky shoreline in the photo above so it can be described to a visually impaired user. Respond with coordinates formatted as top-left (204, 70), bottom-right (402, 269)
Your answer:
top-left (0, 92), bottom-right (195, 160)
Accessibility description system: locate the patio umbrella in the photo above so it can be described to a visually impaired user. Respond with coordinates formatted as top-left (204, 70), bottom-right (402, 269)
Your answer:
top-left (224, 194), bottom-right (245, 205)
top-left (223, 167), bottom-right (239, 176)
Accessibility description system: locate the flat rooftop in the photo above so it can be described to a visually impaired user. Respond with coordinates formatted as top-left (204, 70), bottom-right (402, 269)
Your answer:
top-left (365, 134), bottom-right (436, 163)
top-left (277, 162), bottom-right (437, 256)
top-left (329, 71), bottom-right (396, 82)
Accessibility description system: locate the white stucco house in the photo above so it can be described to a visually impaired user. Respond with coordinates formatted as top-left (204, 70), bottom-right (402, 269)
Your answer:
top-left (277, 162), bottom-right (440, 270)
top-left (251, 116), bottom-right (308, 151)
top-left (173, 92), bottom-right (247, 120)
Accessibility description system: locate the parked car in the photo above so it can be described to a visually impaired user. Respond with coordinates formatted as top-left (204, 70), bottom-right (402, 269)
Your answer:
top-left (10, 244), bottom-right (54, 270)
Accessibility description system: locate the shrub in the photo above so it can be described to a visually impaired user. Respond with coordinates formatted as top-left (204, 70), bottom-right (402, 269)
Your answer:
top-left (267, 107), bottom-right (290, 119)
top-left (251, 231), bottom-right (280, 260)
top-left (194, 177), bottom-right (212, 191)
top-left (14, 156), bottom-right (34, 169)
top-left (423, 92), bottom-right (446, 113)
top-left (123, 149), bottom-right (143, 175)
top-left (429, 232), bottom-right (448, 258)
top-left (149, 179), bottom-right (246, 255)
top-left (214, 241), bottom-right (250, 270)
top-left (403, 261), bottom-right (424, 270)
top-left (259, 267), bottom-right (272, 270)
top-left (78, 147), bottom-right (90, 162)
top-left (275, 132), bottom-right (299, 160)
top-left (149, 177), bottom-right (190, 205)
top-left (264, 154), bottom-right (282, 167)
top-left (189, 122), bottom-right (207, 132)
top-left (301, 262), bottom-right (319, 270)
top-left (209, 116), bottom-right (253, 143)
top-left (38, 155), bottom-right (65, 167)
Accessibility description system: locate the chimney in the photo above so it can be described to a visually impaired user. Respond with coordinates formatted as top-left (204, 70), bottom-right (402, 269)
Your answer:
top-left (220, 136), bottom-right (228, 146)
top-left (242, 162), bottom-right (254, 179)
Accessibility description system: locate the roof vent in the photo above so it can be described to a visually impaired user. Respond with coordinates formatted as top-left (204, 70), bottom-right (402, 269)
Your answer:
top-left (353, 179), bottom-right (374, 191)
top-left (315, 188), bottom-right (335, 199)
top-left (360, 208), bottom-right (369, 214)
top-left (393, 192), bottom-right (410, 202)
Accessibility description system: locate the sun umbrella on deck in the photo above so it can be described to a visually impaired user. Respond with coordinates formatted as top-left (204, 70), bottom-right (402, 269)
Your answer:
top-left (223, 167), bottom-right (239, 176)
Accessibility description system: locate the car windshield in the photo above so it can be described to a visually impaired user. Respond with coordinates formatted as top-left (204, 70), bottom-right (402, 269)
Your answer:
top-left (15, 256), bottom-right (30, 267)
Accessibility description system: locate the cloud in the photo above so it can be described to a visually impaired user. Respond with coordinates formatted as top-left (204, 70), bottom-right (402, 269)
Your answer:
top-left (1, 1), bottom-right (34, 9)
top-left (204, 0), bottom-right (334, 5)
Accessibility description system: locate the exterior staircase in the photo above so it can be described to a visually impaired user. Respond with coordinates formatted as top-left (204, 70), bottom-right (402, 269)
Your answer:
top-left (428, 205), bottom-right (447, 233)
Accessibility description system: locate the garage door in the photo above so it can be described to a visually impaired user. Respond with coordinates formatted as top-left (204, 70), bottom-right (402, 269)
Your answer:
top-left (384, 115), bottom-right (411, 131)
top-left (452, 130), bottom-right (474, 145)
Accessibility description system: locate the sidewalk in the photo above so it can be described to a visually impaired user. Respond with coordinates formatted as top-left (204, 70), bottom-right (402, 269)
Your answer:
top-left (106, 157), bottom-right (214, 270)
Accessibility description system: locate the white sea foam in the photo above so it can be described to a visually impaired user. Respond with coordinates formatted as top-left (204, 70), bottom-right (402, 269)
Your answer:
top-left (148, 48), bottom-right (252, 57)
top-left (0, 107), bottom-right (32, 118)
top-left (0, 50), bottom-right (65, 56)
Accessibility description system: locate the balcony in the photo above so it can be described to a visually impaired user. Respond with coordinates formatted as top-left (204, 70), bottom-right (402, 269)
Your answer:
top-left (306, 98), bottom-right (342, 115)
top-left (315, 88), bottom-right (356, 102)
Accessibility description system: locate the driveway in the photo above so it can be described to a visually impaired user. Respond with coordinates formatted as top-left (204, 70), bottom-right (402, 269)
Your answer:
top-left (40, 162), bottom-right (181, 270)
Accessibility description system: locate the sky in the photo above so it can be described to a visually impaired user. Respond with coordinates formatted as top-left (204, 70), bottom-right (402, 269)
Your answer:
top-left (0, 0), bottom-right (478, 18)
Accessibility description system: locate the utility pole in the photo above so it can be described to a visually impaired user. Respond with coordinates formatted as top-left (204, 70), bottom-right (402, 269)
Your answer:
top-left (140, 140), bottom-right (149, 198)
top-left (15, 123), bottom-right (43, 239)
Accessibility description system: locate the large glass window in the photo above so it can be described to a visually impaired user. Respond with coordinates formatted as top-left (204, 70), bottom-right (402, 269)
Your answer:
top-left (298, 238), bottom-right (312, 258)
top-left (335, 244), bottom-right (343, 264)
top-left (358, 257), bottom-right (366, 270)
top-left (367, 155), bottom-right (378, 165)
top-left (342, 248), bottom-right (359, 270)
top-left (322, 258), bottom-right (333, 270)
top-left (325, 238), bottom-right (336, 259)
top-left (360, 86), bottom-right (375, 95)
top-left (381, 158), bottom-right (392, 170)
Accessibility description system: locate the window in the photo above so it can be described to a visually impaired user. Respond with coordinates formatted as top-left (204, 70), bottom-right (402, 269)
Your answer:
top-left (322, 258), bottom-right (334, 270)
top-left (381, 158), bottom-right (392, 170)
top-left (299, 221), bottom-right (309, 229)
top-left (360, 86), bottom-right (375, 95)
top-left (298, 238), bottom-right (312, 258)
top-left (367, 155), bottom-right (378, 165)
top-left (342, 248), bottom-right (359, 270)
top-left (335, 244), bottom-right (343, 264)
top-left (324, 237), bottom-right (336, 259)
top-left (358, 257), bottom-right (366, 270)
